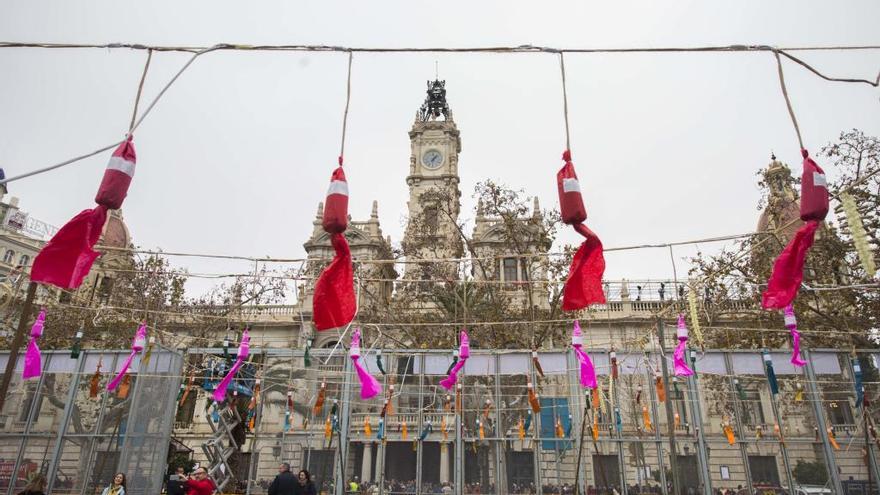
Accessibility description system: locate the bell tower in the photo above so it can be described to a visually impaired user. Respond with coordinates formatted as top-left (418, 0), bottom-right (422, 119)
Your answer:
top-left (402, 79), bottom-right (464, 281)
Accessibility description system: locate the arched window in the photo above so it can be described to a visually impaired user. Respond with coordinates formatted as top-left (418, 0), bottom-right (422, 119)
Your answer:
top-left (18, 255), bottom-right (29, 267)
top-left (2, 250), bottom-right (14, 264)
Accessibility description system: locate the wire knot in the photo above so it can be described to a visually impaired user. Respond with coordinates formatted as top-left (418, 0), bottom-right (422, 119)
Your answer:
top-left (562, 150), bottom-right (572, 162)
top-left (338, 155), bottom-right (344, 167)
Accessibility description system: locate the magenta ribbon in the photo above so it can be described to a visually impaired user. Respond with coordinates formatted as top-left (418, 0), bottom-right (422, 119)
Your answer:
top-left (213, 328), bottom-right (250, 402)
top-left (673, 314), bottom-right (694, 377)
top-left (22, 310), bottom-right (46, 380)
top-left (350, 328), bottom-right (382, 399)
top-left (107, 322), bottom-right (147, 391)
top-left (440, 330), bottom-right (469, 390)
top-left (784, 305), bottom-right (807, 367)
top-left (571, 321), bottom-right (597, 389)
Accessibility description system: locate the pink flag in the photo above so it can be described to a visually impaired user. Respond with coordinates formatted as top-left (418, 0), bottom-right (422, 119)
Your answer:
top-left (673, 314), bottom-right (694, 377)
top-left (22, 310), bottom-right (46, 380)
top-left (571, 321), bottom-right (597, 389)
top-left (784, 305), bottom-right (807, 367)
top-left (107, 322), bottom-right (147, 391)
top-left (213, 329), bottom-right (250, 402)
top-left (350, 328), bottom-right (382, 399)
top-left (440, 330), bottom-right (469, 390)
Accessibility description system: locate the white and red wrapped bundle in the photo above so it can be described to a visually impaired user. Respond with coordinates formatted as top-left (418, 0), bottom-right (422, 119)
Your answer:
top-left (762, 149), bottom-right (829, 309)
top-left (95, 136), bottom-right (137, 210)
top-left (31, 138), bottom-right (139, 289)
top-left (322, 164), bottom-right (349, 234)
top-left (313, 163), bottom-right (356, 331)
top-left (556, 150), bottom-right (606, 311)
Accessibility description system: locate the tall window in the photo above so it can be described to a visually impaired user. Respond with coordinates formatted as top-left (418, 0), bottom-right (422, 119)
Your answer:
top-left (423, 206), bottom-right (439, 233)
top-left (502, 258), bottom-right (518, 283)
top-left (828, 400), bottom-right (854, 425)
top-left (2, 250), bottom-right (14, 264)
top-left (740, 388), bottom-right (765, 427)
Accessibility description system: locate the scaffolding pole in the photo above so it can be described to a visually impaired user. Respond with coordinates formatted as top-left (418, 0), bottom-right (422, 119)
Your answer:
top-left (763, 353), bottom-right (795, 495)
top-left (646, 356), bottom-right (669, 495)
top-left (334, 354), bottom-right (353, 495)
top-left (567, 351), bottom-right (587, 495)
top-left (657, 318), bottom-right (682, 495)
top-left (803, 350), bottom-right (844, 494)
top-left (493, 354), bottom-right (508, 495)
top-left (416, 355), bottom-right (425, 495)
top-left (849, 355), bottom-right (880, 487)
top-left (46, 352), bottom-right (85, 493)
top-left (685, 349), bottom-right (712, 495)
top-left (722, 353), bottom-right (754, 491)
top-left (530, 358), bottom-right (543, 494)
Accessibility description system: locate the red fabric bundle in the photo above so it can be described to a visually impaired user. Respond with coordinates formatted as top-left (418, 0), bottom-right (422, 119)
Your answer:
top-left (762, 149), bottom-right (829, 309)
top-left (557, 151), bottom-right (606, 311)
top-left (31, 207), bottom-right (107, 289)
top-left (32, 138), bottom-right (138, 289)
top-left (313, 163), bottom-right (356, 331)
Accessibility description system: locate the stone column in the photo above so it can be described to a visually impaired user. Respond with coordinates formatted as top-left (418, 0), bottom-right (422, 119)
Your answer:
top-left (440, 442), bottom-right (450, 484)
top-left (362, 442), bottom-right (373, 483)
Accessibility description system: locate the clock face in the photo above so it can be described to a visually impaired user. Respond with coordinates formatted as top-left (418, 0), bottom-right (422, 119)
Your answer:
top-left (422, 149), bottom-right (444, 169)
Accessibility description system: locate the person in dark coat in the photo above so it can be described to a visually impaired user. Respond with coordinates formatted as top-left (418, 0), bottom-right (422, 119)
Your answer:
top-left (295, 470), bottom-right (318, 495)
top-left (268, 463), bottom-right (298, 495)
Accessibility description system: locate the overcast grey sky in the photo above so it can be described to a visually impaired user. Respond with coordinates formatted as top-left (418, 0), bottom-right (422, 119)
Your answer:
top-left (1, 1), bottom-right (878, 298)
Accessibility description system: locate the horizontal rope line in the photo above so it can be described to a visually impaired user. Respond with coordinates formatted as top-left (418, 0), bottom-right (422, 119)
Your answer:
top-left (2, 41), bottom-right (880, 54)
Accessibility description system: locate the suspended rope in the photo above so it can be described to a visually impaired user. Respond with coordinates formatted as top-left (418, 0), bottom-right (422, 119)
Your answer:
top-left (0, 44), bottom-right (221, 186)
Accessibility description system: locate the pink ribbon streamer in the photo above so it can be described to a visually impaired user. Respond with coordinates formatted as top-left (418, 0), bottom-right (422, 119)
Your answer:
top-left (22, 310), bottom-right (46, 380)
top-left (350, 328), bottom-right (382, 399)
top-left (440, 330), bottom-right (469, 390)
top-left (784, 305), bottom-right (807, 367)
top-left (213, 328), bottom-right (250, 402)
top-left (571, 321), bottom-right (597, 389)
top-left (673, 314), bottom-right (694, 377)
top-left (107, 322), bottom-right (147, 391)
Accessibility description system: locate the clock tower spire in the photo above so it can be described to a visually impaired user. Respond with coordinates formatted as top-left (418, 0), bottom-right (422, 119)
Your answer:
top-left (402, 79), bottom-right (463, 282)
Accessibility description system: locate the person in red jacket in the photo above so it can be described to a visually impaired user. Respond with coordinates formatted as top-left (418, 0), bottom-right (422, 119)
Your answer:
top-left (184, 467), bottom-right (216, 495)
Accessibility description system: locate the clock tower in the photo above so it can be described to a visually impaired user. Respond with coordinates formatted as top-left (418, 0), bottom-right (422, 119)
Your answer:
top-left (402, 79), bottom-right (464, 281)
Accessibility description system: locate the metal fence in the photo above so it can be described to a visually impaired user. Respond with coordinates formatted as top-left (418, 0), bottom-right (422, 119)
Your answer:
top-left (171, 346), bottom-right (880, 495)
top-left (2, 345), bottom-right (877, 495)
top-left (0, 348), bottom-right (183, 495)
